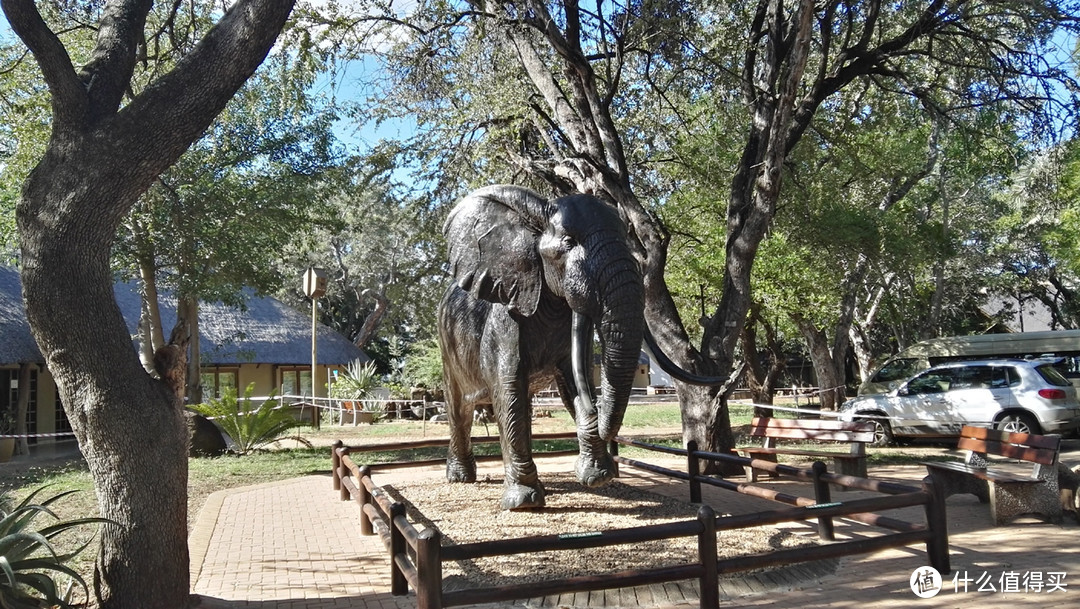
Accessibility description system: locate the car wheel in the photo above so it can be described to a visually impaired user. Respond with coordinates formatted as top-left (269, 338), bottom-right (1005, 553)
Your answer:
top-left (858, 416), bottom-right (893, 447)
top-left (995, 412), bottom-right (1041, 435)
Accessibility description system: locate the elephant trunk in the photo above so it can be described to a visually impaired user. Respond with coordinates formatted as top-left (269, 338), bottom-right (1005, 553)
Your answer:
top-left (594, 248), bottom-right (645, 442)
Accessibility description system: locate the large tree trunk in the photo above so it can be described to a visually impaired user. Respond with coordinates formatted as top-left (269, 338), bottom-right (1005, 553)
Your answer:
top-left (137, 258), bottom-right (166, 373)
top-left (494, 0), bottom-right (742, 458)
top-left (793, 316), bottom-right (847, 411)
top-left (20, 228), bottom-right (192, 608)
top-left (179, 295), bottom-right (203, 404)
top-left (4, 0), bottom-right (296, 605)
top-left (477, 0), bottom-right (965, 460)
top-left (742, 304), bottom-right (787, 417)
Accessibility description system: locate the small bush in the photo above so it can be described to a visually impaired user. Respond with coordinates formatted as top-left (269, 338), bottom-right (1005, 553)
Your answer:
top-left (191, 384), bottom-right (311, 455)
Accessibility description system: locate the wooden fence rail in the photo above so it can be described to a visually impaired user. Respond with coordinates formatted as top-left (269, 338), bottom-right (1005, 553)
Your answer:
top-left (612, 437), bottom-right (950, 572)
top-left (330, 434), bottom-right (950, 609)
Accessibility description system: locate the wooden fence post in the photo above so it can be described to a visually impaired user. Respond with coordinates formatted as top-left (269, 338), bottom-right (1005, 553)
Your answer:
top-left (332, 440), bottom-right (343, 492)
top-left (697, 505), bottom-right (718, 609)
top-left (922, 474), bottom-right (951, 574)
top-left (687, 440), bottom-right (701, 504)
top-left (390, 502), bottom-right (409, 596)
top-left (338, 449), bottom-right (352, 503)
top-left (810, 461), bottom-right (835, 541)
top-left (416, 528), bottom-right (443, 609)
top-left (358, 465), bottom-right (373, 536)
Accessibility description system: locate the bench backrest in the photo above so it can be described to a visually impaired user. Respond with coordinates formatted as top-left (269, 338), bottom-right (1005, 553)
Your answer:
top-left (749, 417), bottom-right (876, 444)
top-left (957, 425), bottom-right (1060, 466)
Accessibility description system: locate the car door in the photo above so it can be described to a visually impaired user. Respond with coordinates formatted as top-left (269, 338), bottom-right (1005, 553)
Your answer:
top-left (894, 369), bottom-right (955, 435)
top-left (939, 365), bottom-right (1016, 432)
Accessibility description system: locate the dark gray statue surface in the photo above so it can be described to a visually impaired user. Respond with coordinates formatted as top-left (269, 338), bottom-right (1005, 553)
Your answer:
top-left (438, 185), bottom-right (646, 510)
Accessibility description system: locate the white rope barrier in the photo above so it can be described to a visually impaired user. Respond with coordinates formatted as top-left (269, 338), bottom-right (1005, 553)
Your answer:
top-left (197, 394), bottom-right (435, 422)
top-left (742, 401), bottom-right (1003, 431)
top-left (0, 431), bottom-right (77, 439)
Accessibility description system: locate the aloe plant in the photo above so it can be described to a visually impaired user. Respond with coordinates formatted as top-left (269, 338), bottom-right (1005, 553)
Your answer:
top-left (0, 487), bottom-right (109, 609)
top-left (329, 360), bottom-right (380, 400)
top-left (191, 384), bottom-right (312, 455)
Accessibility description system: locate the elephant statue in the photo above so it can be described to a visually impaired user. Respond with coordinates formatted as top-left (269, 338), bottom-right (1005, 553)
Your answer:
top-left (438, 185), bottom-right (719, 510)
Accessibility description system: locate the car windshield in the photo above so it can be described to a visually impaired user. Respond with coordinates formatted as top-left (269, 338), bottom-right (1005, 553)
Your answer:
top-left (872, 358), bottom-right (920, 383)
top-left (1035, 364), bottom-right (1072, 387)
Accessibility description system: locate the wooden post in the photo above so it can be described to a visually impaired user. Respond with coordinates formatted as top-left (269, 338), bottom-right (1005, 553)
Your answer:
top-left (338, 447), bottom-right (351, 502)
top-left (697, 505), bottom-right (719, 609)
top-left (303, 267), bottom-right (326, 429)
top-left (810, 461), bottom-right (835, 541)
top-left (416, 528), bottom-right (443, 609)
top-left (390, 502), bottom-right (408, 595)
top-left (311, 297), bottom-right (321, 430)
top-left (359, 465), bottom-right (373, 536)
top-left (922, 475), bottom-right (951, 574)
top-left (331, 440), bottom-right (343, 492)
top-left (687, 440), bottom-right (701, 504)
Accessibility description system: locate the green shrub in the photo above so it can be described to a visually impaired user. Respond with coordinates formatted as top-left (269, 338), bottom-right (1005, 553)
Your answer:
top-left (191, 384), bottom-right (311, 455)
top-left (402, 339), bottom-right (443, 390)
top-left (0, 487), bottom-right (108, 609)
top-left (329, 360), bottom-right (380, 400)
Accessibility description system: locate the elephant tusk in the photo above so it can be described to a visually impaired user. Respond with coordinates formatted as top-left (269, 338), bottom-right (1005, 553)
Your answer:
top-left (571, 311), bottom-right (596, 416)
top-left (643, 328), bottom-right (735, 387)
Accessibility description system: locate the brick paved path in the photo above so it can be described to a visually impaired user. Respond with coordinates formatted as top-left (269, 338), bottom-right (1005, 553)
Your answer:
top-left (192, 447), bottom-right (1080, 609)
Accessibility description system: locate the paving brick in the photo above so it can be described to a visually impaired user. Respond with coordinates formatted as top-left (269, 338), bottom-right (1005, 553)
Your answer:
top-left (191, 447), bottom-right (1080, 608)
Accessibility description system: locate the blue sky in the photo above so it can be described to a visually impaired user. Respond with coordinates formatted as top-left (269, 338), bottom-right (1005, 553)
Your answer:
top-left (309, 55), bottom-right (417, 154)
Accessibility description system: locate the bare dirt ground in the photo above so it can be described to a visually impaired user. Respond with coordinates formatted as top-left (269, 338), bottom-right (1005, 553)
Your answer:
top-left (321, 406), bottom-right (831, 590)
top-left (383, 471), bottom-right (817, 590)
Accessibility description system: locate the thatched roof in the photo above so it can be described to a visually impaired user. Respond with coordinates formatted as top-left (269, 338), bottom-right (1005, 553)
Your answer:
top-left (0, 267), bottom-right (44, 365)
top-left (0, 267), bottom-right (367, 366)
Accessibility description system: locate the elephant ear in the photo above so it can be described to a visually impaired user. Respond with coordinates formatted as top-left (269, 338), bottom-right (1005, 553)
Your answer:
top-left (444, 185), bottom-right (552, 317)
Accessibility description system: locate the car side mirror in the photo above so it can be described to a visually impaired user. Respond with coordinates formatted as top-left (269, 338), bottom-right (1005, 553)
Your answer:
top-left (896, 385), bottom-right (910, 397)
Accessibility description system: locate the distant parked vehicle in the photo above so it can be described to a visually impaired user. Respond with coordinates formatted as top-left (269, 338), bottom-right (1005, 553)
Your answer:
top-left (840, 359), bottom-right (1080, 446)
top-left (858, 330), bottom-right (1080, 395)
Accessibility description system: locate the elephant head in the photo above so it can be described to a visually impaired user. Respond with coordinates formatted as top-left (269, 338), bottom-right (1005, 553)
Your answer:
top-left (443, 186), bottom-right (643, 491)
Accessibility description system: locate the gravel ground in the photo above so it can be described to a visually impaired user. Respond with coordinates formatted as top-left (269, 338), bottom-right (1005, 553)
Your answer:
top-left (385, 471), bottom-right (816, 591)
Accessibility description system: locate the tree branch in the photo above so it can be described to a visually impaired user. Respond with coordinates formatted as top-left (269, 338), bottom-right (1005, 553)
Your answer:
top-left (1, 0), bottom-right (87, 127)
top-left (114, 0), bottom-right (297, 180)
top-left (79, 0), bottom-right (155, 121)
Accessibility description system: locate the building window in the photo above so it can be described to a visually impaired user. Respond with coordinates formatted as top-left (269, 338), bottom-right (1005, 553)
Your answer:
top-left (200, 368), bottom-right (239, 399)
top-left (0, 368), bottom-right (43, 441)
top-left (279, 368), bottom-right (312, 397)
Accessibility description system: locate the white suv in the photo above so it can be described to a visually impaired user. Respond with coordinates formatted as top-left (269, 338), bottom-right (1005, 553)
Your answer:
top-left (839, 359), bottom-right (1080, 446)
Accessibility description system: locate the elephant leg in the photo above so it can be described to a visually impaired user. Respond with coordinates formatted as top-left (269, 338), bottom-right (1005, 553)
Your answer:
top-left (444, 380), bottom-right (476, 483)
top-left (555, 367), bottom-right (616, 488)
top-left (496, 368), bottom-right (545, 510)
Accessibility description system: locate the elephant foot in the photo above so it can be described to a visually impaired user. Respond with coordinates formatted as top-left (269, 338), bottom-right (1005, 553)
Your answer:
top-left (576, 452), bottom-right (617, 488)
top-left (501, 481), bottom-right (546, 511)
top-left (446, 454), bottom-right (477, 483)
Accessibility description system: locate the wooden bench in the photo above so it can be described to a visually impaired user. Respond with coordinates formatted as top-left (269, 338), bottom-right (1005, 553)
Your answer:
top-left (737, 417), bottom-right (876, 485)
top-left (923, 425), bottom-right (1062, 525)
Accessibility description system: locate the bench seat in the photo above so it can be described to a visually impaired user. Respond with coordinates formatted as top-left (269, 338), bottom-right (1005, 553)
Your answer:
top-left (923, 425), bottom-right (1061, 525)
top-left (737, 417), bottom-right (875, 487)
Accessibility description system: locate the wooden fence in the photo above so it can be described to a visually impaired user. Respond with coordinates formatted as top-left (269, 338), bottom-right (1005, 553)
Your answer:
top-left (331, 435), bottom-right (950, 609)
